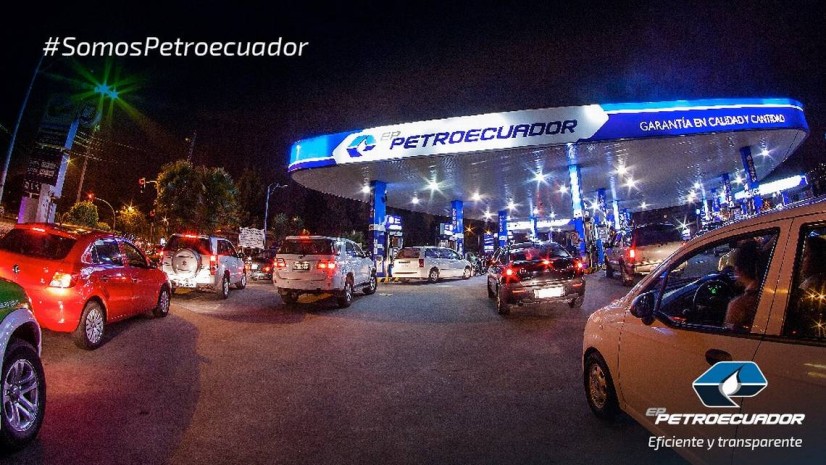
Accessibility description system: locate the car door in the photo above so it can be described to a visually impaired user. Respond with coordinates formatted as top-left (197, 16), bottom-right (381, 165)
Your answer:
top-left (616, 225), bottom-right (786, 465)
top-left (736, 218), bottom-right (826, 464)
top-left (437, 248), bottom-right (455, 277)
top-left (120, 240), bottom-right (158, 312)
top-left (343, 241), bottom-right (358, 281)
top-left (224, 241), bottom-right (244, 284)
top-left (605, 232), bottom-right (623, 268)
top-left (352, 242), bottom-right (371, 285)
top-left (92, 238), bottom-right (133, 321)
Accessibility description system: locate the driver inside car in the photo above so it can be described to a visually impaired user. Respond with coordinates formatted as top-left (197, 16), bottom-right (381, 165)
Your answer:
top-left (724, 240), bottom-right (763, 332)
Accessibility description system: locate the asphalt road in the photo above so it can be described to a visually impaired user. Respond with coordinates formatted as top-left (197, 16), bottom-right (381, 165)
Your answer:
top-left (2, 273), bottom-right (686, 465)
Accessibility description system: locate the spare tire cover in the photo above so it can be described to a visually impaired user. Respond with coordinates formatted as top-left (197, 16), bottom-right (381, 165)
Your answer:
top-left (172, 248), bottom-right (201, 278)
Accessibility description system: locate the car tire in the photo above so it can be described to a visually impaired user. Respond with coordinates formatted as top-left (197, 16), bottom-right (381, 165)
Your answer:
top-left (73, 301), bottom-right (105, 350)
top-left (0, 339), bottom-right (46, 452)
top-left (487, 280), bottom-right (495, 299)
top-left (218, 274), bottom-right (230, 299)
top-left (496, 285), bottom-right (510, 315)
top-left (620, 262), bottom-right (633, 287)
top-left (363, 274), bottom-right (377, 295)
top-left (281, 292), bottom-right (298, 306)
top-left (584, 352), bottom-right (619, 421)
top-left (236, 272), bottom-right (247, 290)
top-left (337, 279), bottom-right (354, 308)
top-left (605, 263), bottom-right (614, 278)
top-left (569, 295), bottom-right (584, 308)
top-left (153, 287), bottom-right (171, 318)
top-left (462, 267), bottom-right (472, 280)
top-left (428, 268), bottom-right (439, 283)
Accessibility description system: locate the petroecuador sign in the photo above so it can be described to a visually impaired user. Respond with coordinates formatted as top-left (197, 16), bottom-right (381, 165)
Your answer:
top-left (288, 98), bottom-right (807, 173)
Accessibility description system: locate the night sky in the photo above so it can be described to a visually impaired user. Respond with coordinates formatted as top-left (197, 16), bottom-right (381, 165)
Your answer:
top-left (2, 1), bottom-right (824, 237)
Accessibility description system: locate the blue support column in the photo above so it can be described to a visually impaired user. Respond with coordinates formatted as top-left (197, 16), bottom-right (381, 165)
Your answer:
top-left (568, 164), bottom-right (586, 257)
top-left (370, 181), bottom-right (387, 277)
top-left (740, 147), bottom-right (763, 214)
top-left (451, 200), bottom-right (464, 254)
top-left (498, 210), bottom-right (508, 249)
top-left (595, 188), bottom-right (606, 266)
top-left (721, 173), bottom-right (733, 208)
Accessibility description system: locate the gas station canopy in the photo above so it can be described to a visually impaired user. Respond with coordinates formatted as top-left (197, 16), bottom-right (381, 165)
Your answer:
top-left (288, 98), bottom-right (808, 220)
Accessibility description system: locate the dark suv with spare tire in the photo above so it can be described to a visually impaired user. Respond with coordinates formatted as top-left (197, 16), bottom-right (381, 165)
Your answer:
top-left (161, 233), bottom-right (247, 298)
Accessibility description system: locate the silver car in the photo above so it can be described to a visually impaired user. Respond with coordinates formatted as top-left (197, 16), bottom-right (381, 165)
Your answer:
top-left (161, 234), bottom-right (247, 299)
top-left (604, 223), bottom-right (685, 286)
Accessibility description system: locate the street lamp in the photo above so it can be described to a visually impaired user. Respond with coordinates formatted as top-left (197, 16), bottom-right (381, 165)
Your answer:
top-left (263, 182), bottom-right (288, 248)
top-left (88, 193), bottom-right (116, 231)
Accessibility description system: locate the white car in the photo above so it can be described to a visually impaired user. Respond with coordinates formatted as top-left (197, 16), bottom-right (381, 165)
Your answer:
top-left (391, 246), bottom-right (473, 282)
top-left (583, 198), bottom-right (826, 464)
top-left (161, 233), bottom-right (247, 299)
top-left (273, 236), bottom-right (377, 308)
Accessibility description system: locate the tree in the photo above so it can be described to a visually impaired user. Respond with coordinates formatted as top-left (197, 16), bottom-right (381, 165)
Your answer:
top-left (236, 168), bottom-right (265, 228)
top-left (118, 205), bottom-right (148, 238)
top-left (64, 201), bottom-right (99, 228)
top-left (155, 160), bottom-right (241, 234)
top-left (271, 213), bottom-right (305, 243)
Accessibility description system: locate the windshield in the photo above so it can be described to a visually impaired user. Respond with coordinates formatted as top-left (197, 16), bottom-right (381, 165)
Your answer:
top-left (279, 239), bottom-right (336, 255)
top-left (396, 248), bottom-right (420, 259)
top-left (634, 225), bottom-right (683, 246)
top-left (165, 235), bottom-right (211, 254)
top-left (509, 243), bottom-right (570, 262)
top-left (0, 229), bottom-right (76, 260)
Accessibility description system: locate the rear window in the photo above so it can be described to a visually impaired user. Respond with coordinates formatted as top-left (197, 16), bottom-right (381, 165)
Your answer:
top-left (634, 225), bottom-right (683, 246)
top-left (509, 243), bottom-right (569, 262)
top-left (279, 239), bottom-right (336, 255)
top-left (165, 235), bottom-right (211, 254)
top-left (396, 248), bottom-right (420, 259)
top-left (0, 228), bottom-right (76, 260)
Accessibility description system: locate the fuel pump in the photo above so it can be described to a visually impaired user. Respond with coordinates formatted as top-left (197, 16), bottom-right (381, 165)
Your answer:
top-left (385, 215), bottom-right (403, 276)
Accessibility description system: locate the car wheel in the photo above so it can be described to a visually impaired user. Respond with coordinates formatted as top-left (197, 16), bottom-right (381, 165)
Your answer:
top-left (496, 284), bottom-right (510, 315)
top-left (428, 268), bottom-right (439, 283)
top-left (584, 352), bottom-right (619, 421)
top-left (0, 340), bottom-right (46, 451)
top-left (153, 287), bottom-right (171, 318)
top-left (337, 279), bottom-right (354, 308)
top-left (487, 280), bottom-right (495, 299)
top-left (236, 272), bottom-right (247, 290)
top-left (605, 263), bottom-right (614, 278)
top-left (462, 267), bottom-right (471, 280)
top-left (218, 274), bottom-right (230, 299)
top-left (363, 274), bottom-right (377, 295)
top-left (620, 262), bottom-right (633, 287)
top-left (569, 295), bottom-right (584, 308)
top-left (281, 292), bottom-right (298, 305)
top-left (73, 301), bottom-right (105, 350)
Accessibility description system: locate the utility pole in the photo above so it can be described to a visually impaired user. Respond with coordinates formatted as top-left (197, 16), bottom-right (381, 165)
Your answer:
top-left (263, 182), bottom-right (288, 248)
top-left (186, 130), bottom-right (197, 162)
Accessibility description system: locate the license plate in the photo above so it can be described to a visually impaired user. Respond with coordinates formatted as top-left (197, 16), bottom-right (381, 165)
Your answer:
top-left (251, 264), bottom-right (259, 270)
top-left (535, 286), bottom-right (563, 299)
top-left (293, 261), bottom-right (310, 271)
top-left (174, 278), bottom-right (196, 288)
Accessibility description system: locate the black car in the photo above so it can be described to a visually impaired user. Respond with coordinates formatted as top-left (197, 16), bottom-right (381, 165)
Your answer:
top-left (248, 250), bottom-right (276, 281)
top-left (486, 241), bottom-right (586, 314)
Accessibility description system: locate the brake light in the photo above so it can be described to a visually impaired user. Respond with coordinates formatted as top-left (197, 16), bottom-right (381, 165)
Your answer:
top-left (542, 259), bottom-right (550, 265)
top-left (317, 260), bottom-right (337, 270)
top-left (49, 272), bottom-right (77, 288)
top-left (275, 258), bottom-right (287, 269)
top-left (504, 267), bottom-right (521, 282)
top-left (32, 227), bottom-right (46, 233)
top-left (505, 268), bottom-right (515, 276)
top-left (627, 248), bottom-right (636, 262)
top-left (263, 266), bottom-right (271, 272)
top-left (209, 255), bottom-right (218, 275)
top-left (418, 259), bottom-right (424, 268)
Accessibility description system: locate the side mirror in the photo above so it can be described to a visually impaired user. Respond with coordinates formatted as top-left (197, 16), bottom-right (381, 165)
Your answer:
top-left (630, 291), bottom-right (656, 325)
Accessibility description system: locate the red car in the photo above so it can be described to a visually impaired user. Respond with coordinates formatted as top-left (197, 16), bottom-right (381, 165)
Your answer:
top-left (0, 223), bottom-right (171, 350)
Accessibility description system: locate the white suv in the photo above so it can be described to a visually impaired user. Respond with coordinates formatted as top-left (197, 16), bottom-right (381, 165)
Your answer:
top-left (583, 198), bottom-right (826, 465)
top-left (391, 246), bottom-right (473, 282)
top-left (273, 236), bottom-right (377, 308)
top-left (161, 233), bottom-right (247, 299)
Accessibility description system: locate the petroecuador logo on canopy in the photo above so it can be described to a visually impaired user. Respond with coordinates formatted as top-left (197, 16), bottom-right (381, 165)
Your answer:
top-left (288, 99), bottom-right (807, 172)
top-left (330, 105), bottom-right (610, 165)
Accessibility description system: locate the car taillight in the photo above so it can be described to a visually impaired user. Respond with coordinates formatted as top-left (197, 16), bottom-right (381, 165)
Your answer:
top-left (49, 272), bottom-right (77, 288)
top-left (275, 258), bottom-right (287, 269)
top-left (209, 255), bottom-right (218, 275)
top-left (263, 266), bottom-right (271, 272)
top-left (317, 260), bottom-right (337, 271)
top-left (418, 259), bottom-right (424, 268)
top-left (574, 259), bottom-right (585, 274)
top-left (627, 248), bottom-right (636, 262)
top-left (504, 267), bottom-right (521, 282)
